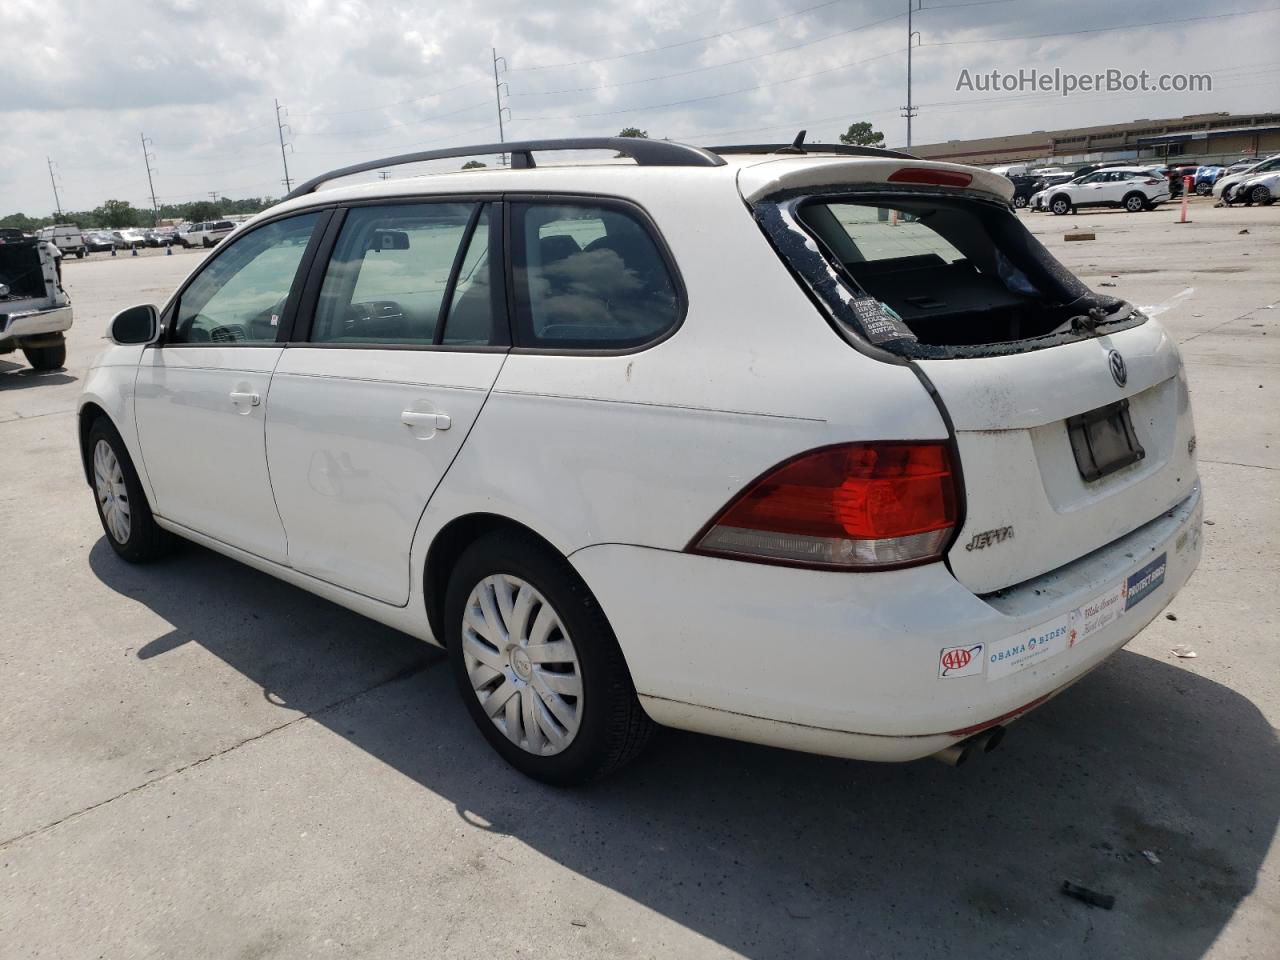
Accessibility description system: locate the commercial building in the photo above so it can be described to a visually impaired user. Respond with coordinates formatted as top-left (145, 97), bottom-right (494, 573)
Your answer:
top-left (908, 112), bottom-right (1280, 168)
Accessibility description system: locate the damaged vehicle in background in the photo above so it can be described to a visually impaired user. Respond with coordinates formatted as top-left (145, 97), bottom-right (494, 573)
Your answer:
top-left (1231, 170), bottom-right (1279, 206)
top-left (0, 229), bottom-right (73, 370)
top-left (1040, 166), bottom-right (1171, 215)
top-left (1214, 155), bottom-right (1280, 204)
top-left (78, 138), bottom-right (1201, 783)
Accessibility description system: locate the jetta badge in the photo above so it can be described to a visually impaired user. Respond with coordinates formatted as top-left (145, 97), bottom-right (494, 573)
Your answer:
top-left (1108, 349), bottom-right (1127, 387)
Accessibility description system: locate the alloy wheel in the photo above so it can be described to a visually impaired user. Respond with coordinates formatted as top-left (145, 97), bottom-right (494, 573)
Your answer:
top-left (1126, 195), bottom-right (1145, 212)
top-left (93, 439), bottom-right (131, 544)
top-left (461, 574), bottom-right (583, 756)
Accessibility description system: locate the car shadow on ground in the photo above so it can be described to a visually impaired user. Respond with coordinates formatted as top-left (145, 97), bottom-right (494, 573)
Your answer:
top-left (0, 357), bottom-right (75, 390)
top-left (90, 537), bottom-right (1277, 959)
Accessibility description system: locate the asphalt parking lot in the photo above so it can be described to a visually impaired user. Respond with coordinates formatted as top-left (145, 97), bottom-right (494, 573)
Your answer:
top-left (2, 199), bottom-right (1277, 959)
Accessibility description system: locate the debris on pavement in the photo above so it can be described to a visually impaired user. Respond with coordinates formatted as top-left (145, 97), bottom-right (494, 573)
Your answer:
top-left (1061, 881), bottom-right (1116, 910)
top-left (1172, 645), bottom-right (1198, 658)
top-left (1142, 850), bottom-right (1162, 865)
top-left (1065, 230), bottom-right (1096, 241)
top-left (1166, 613), bottom-right (1178, 621)
top-left (1239, 229), bottom-right (1250, 234)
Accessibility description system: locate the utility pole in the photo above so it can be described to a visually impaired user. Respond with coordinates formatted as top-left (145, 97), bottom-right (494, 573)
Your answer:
top-left (492, 48), bottom-right (511, 166)
top-left (140, 133), bottom-right (160, 226)
top-left (47, 157), bottom-right (64, 219)
top-left (275, 98), bottom-right (293, 193)
top-left (208, 191), bottom-right (220, 205)
top-left (901, 0), bottom-right (921, 148)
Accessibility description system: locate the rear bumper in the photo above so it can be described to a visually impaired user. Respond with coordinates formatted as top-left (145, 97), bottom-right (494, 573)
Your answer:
top-left (573, 486), bottom-right (1202, 762)
top-left (0, 305), bottom-right (73, 343)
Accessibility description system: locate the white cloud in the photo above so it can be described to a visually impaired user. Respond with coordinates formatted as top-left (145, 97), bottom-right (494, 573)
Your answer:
top-left (2, 0), bottom-right (1276, 215)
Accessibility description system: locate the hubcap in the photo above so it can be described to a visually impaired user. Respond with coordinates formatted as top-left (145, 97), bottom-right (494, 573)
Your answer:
top-left (93, 439), bottom-right (131, 544)
top-left (461, 574), bottom-right (583, 756)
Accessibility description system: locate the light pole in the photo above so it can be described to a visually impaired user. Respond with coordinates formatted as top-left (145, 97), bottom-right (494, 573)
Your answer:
top-left (901, 0), bottom-right (922, 148)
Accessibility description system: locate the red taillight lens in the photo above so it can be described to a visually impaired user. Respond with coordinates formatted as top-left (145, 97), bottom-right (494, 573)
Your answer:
top-left (1144, 179), bottom-right (1162, 185)
top-left (887, 167), bottom-right (974, 188)
top-left (690, 442), bottom-right (958, 570)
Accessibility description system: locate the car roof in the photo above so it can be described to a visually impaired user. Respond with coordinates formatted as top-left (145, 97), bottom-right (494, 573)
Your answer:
top-left (256, 149), bottom-right (1013, 226)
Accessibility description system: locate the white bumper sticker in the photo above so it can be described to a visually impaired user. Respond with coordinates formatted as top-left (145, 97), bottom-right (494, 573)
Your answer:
top-left (987, 613), bottom-right (1071, 681)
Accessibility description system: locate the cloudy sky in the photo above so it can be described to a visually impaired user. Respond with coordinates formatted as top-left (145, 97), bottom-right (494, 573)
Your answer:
top-left (2, 0), bottom-right (1276, 215)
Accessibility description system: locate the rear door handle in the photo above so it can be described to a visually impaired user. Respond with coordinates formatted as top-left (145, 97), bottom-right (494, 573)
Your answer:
top-left (401, 410), bottom-right (451, 430)
top-left (229, 390), bottom-right (260, 406)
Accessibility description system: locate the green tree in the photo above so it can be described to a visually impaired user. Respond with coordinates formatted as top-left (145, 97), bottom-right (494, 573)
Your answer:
top-left (839, 122), bottom-right (885, 148)
top-left (96, 199), bottom-right (139, 228)
top-left (617, 127), bottom-right (649, 138)
top-left (461, 160), bottom-right (487, 170)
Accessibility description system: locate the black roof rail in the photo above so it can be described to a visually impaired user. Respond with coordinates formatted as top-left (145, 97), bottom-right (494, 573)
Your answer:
top-left (283, 137), bottom-right (727, 201)
top-left (709, 143), bottom-right (918, 161)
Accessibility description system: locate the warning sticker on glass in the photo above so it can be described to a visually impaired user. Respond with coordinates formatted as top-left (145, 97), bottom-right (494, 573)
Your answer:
top-left (849, 297), bottom-right (916, 345)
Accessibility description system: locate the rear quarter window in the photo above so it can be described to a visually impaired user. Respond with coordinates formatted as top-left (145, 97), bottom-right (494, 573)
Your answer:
top-left (510, 200), bottom-right (682, 350)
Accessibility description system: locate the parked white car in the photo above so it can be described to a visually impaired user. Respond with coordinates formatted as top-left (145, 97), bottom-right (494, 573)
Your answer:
top-left (36, 224), bottom-right (87, 258)
top-left (1040, 167), bottom-right (1171, 215)
top-left (110, 229), bottom-right (146, 250)
top-left (1214, 155), bottom-right (1280, 203)
top-left (77, 138), bottom-right (1202, 783)
top-left (174, 220), bottom-right (235, 248)
top-left (1231, 171), bottom-right (1279, 206)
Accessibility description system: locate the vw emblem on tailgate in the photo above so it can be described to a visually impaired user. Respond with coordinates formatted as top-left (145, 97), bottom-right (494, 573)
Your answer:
top-left (1108, 349), bottom-right (1127, 387)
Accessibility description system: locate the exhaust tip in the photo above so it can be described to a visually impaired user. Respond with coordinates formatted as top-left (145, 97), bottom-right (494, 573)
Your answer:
top-left (981, 724), bottom-right (1007, 754)
top-left (932, 725), bottom-right (1007, 766)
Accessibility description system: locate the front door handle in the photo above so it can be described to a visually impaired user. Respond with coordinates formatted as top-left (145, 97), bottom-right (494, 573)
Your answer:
top-left (229, 390), bottom-right (260, 406)
top-left (401, 410), bottom-right (451, 431)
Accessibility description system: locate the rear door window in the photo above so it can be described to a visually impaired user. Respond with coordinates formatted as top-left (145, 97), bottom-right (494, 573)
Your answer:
top-left (510, 200), bottom-right (681, 349)
top-left (310, 202), bottom-right (501, 346)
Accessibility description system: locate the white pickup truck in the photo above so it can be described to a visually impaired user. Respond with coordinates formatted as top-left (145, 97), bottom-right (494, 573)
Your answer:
top-left (0, 229), bottom-right (73, 370)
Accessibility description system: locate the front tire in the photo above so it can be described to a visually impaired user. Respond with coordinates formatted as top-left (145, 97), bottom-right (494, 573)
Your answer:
top-left (1050, 196), bottom-right (1072, 216)
top-left (1250, 184), bottom-right (1272, 205)
top-left (87, 418), bottom-right (174, 563)
top-left (445, 530), bottom-right (654, 785)
top-left (22, 342), bottom-right (66, 370)
top-left (1013, 195), bottom-right (1027, 208)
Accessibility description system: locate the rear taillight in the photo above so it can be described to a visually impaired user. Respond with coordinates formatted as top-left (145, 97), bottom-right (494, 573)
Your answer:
top-left (690, 442), bottom-right (958, 570)
top-left (1144, 179), bottom-right (1162, 185)
top-left (887, 167), bottom-right (973, 188)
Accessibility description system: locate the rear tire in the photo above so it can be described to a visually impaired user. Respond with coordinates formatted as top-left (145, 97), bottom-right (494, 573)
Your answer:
top-left (22, 342), bottom-right (66, 370)
top-left (86, 418), bottom-right (175, 563)
top-left (1196, 182), bottom-right (1211, 196)
top-left (1123, 192), bottom-right (1146, 213)
top-left (444, 530), bottom-right (655, 785)
top-left (1013, 195), bottom-right (1027, 208)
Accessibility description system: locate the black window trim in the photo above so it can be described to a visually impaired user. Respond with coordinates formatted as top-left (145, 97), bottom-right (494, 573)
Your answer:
top-left (502, 191), bottom-right (687, 357)
top-left (157, 206), bottom-right (335, 349)
top-left (285, 193), bottom-right (511, 354)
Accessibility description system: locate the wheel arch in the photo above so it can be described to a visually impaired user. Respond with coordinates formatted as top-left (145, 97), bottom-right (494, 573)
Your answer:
top-left (1050, 192), bottom-right (1072, 209)
top-left (423, 512), bottom-right (568, 644)
top-left (77, 401), bottom-right (111, 485)
top-left (1121, 190), bottom-right (1147, 208)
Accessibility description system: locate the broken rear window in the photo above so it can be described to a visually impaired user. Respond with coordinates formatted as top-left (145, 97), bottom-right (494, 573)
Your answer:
top-left (765, 194), bottom-right (1143, 358)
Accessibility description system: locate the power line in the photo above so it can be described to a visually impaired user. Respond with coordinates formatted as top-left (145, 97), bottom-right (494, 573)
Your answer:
top-left (925, 5), bottom-right (1280, 46)
top-left (510, 48), bottom-right (902, 124)
top-left (287, 77), bottom-right (490, 118)
top-left (515, 0), bottom-right (855, 71)
top-left (514, 9), bottom-right (908, 97)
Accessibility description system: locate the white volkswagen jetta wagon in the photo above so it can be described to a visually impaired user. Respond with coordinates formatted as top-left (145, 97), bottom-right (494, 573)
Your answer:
top-left (79, 137), bottom-right (1202, 783)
